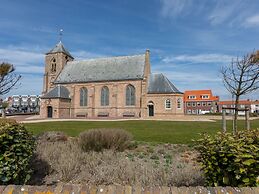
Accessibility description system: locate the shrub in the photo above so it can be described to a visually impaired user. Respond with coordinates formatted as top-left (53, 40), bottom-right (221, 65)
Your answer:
top-left (195, 129), bottom-right (259, 187)
top-left (78, 128), bottom-right (133, 152)
top-left (37, 131), bottom-right (68, 142)
top-left (0, 121), bottom-right (35, 184)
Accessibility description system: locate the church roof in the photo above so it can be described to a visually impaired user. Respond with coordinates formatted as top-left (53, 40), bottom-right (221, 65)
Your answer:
top-left (46, 41), bottom-right (73, 59)
top-left (55, 54), bottom-right (146, 83)
top-left (41, 85), bottom-right (70, 99)
top-left (148, 73), bottom-right (182, 94)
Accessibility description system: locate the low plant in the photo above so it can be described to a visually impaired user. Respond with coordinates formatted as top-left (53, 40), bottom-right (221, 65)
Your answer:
top-left (195, 129), bottom-right (259, 187)
top-left (78, 128), bottom-right (133, 152)
top-left (0, 121), bottom-right (35, 184)
top-left (34, 138), bottom-right (204, 186)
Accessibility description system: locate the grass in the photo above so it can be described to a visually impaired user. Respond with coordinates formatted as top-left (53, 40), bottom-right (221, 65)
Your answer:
top-left (25, 119), bottom-right (259, 144)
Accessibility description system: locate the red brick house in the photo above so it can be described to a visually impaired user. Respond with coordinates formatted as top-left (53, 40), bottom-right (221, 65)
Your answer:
top-left (184, 90), bottom-right (219, 114)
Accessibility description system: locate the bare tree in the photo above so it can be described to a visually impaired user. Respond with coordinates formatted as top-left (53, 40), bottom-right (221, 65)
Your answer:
top-left (0, 62), bottom-right (21, 95)
top-left (221, 51), bottom-right (259, 134)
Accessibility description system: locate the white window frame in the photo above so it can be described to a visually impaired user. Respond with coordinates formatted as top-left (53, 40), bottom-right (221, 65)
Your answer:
top-left (201, 95), bottom-right (209, 99)
top-left (177, 98), bottom-right (182, 109)
top-left (188, 95), bottom-right (196, 99)
top-left (165, 99), bottom-right (172, 109)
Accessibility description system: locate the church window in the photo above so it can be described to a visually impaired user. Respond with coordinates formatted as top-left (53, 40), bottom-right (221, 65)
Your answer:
top-left (165, 99), bottom-right (171, 109)
top-left (101, 86), bottom-right (109, 106)
top-left (126, 85), bottom-right (135, 106)
top-left (80, 87), bottom-right (88, 106)
top-left (177, 98), bottom-right (182, 109)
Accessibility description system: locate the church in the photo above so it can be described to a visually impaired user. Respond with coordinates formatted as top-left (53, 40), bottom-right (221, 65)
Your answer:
top-left (40, 41), bottom-right (184, 119)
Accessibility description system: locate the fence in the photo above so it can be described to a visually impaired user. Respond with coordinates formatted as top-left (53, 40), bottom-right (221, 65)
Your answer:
top-left (0, 184), bottom-right (258, 194)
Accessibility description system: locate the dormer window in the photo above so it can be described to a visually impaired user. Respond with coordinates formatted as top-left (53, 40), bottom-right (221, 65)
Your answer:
top-left (51, 58), bottom-right (56, 73)
top-left (201, 95), bottom-right (209, 99)
top-left (188, 95), bottom-right (196, 99)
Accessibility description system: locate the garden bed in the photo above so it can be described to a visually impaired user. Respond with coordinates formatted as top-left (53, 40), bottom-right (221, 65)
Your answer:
top-left (29, 132), bottom-right (204, 186)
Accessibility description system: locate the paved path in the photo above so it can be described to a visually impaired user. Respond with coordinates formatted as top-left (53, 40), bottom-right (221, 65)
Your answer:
top-left (7, 114), bottom-right (259, 123)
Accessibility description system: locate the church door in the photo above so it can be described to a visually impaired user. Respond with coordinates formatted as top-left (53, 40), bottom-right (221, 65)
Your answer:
top-left (148, 105), bottom-right (154, 116)
top-left (148, 102), bottom-right (154, 117)
top-left (47, 106), bottom-right (53, 118)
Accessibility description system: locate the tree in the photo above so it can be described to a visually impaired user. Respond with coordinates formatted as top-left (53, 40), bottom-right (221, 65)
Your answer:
top-left (0, 62), bottom-right (21, 95)
top-left (0, 101), bottom-right (9, 118)
top-left (221, 51), bottom-right (259, 134)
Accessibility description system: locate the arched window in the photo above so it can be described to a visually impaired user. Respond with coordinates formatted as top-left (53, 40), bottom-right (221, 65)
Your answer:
top-left (165, 99), bottom-right (171, 109)
top-left (51, 58), bottom-right (56, 73)
top-left (101, 86), bottom-right (109, 106)
top-left (126, 85), bottom-right (135, 106)
top-left (80, 87), bottom-right (88, 106)
top-left (177, 98), bottom-right (182, 109)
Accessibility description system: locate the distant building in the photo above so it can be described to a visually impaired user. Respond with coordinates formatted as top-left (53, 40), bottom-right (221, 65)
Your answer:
top-left (251, 100), bottom-right (259, 114)
top-left (184, 90), bottom-right (219, 114)
top-left (9, 95), bottom-right (41, 113)
top-left (217, 100), bottom-right (251, 116)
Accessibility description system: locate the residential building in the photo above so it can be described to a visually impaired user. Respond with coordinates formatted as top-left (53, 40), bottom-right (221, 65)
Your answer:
top-left (217, 100), bottom-right (252, 115)
top-left (184, 90), bottom-right (219, 114)
top-left (10, 95), bottom-right (41, 113)
top-left (251, 100), bottom-right (259, 114)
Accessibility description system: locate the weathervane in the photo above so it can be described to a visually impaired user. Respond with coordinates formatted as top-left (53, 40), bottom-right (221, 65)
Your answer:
top-left (59, 29), bottom-right (63, 42)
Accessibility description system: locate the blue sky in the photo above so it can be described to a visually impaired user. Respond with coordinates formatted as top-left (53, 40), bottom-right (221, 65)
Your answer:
top-left (0, 0), bottom-right (259, 100)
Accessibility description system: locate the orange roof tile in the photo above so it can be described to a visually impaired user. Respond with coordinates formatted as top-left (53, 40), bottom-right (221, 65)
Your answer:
top-left (184, 90), bottom-right (219, 101)
top-left (218, 100), bottom-right (252, 105)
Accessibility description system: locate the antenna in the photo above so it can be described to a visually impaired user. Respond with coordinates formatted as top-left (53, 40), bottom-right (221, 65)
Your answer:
top-left (59, 29), bottom-right (63, 42)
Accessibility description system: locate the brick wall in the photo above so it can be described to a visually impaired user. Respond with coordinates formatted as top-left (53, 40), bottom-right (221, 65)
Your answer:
top-left (0, 184), bottom-right (258, 194)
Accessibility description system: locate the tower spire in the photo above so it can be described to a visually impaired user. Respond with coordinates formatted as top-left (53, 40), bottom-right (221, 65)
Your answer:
top-left (59, 29), bottom-right (63, 42)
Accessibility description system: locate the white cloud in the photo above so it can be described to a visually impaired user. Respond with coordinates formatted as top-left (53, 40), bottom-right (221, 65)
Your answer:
top-left (0, 48), bottom-right (44, 74)
top-left (6, 75), bottom-right (43, 97)
top-left (160, 0), bottom-right (192, 18)
top-left (208, 1), bottom-right (240, 25)
top-left (72, 50), bottom-right (104, 60)
top-left (244, 14), bottom-right (259, 27)
top-left (162, 53), bottom-right (234, 64)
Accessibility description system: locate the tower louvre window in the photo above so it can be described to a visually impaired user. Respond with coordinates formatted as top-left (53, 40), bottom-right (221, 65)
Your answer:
top-left (51, 58), bottom-right (56, 73)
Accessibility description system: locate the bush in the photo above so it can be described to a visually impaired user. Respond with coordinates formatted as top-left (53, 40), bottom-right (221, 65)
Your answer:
top-left (37, 131), bottom-right (68, 142)
top-left (0, 121), bottom-right (35, 184)
top-left (195, 129), bottom-right (259, 187)
top-left (78, 128), bottom-right (133, 152)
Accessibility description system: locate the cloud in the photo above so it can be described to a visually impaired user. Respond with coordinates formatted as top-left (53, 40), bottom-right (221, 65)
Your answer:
top-left (0, 47), bottom-right (44, 74)
top-left (208, 1), bottom-right (241, 25)
top-left (71, 50), bottom-right (104, 60)
top-left (162, 53), bottom-right (234, 64)
top-left (160, 0), bottom-right (192, 18)
top-left (243, 14), bottom-right (259, 27)
top-left (6, 75), bottom-right (43, 97)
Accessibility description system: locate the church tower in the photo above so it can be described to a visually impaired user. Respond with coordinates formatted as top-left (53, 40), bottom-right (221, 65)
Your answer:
top-left (42, 41), bottom-right (73, 94)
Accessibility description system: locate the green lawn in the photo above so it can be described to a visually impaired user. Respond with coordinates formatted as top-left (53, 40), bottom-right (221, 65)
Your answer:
top-left (25, 119), bottom-right (259, 144)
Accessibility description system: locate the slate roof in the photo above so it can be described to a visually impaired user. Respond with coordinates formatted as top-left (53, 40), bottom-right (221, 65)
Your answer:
top-left (148, 73), bottom-right (182, 94)
top-left (41, 85), bottom-right (70, 99)
top-left (46, 41), bottom-right (73, 59)
top-left (55, 54), bottom-right (146, 83)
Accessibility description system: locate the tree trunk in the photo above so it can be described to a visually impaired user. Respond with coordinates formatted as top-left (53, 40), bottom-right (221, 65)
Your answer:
top-left (233, 95), bottom-right (240, 134)
top-left (2, 108), bottom-right (6, 118)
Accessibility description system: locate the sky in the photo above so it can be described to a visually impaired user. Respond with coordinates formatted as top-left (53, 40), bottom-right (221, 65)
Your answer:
top-left (0, 0), bottom-right (259, 100)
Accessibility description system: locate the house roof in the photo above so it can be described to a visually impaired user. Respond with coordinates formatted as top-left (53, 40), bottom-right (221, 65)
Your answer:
top-left (41, 85), bottom-right (70, 99)
top-left (148, 73), bottom-right (182, 94)
top-left (184, 90), bottom-right (219, 101)
top-left (55, 54), bottom-right (146, 83)
top-left (218, 100), bottom-right (252, 105)
top-left (46, 41), bottom-right (73, 59)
